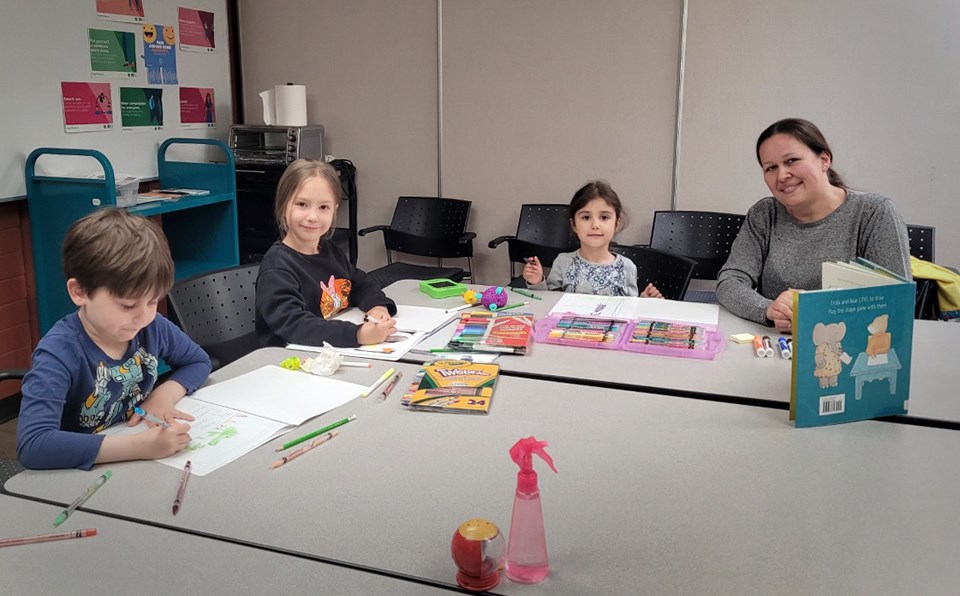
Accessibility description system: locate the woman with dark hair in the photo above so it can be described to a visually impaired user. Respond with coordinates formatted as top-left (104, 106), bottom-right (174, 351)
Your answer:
top-left (716, 118), bottom-right (910, 330)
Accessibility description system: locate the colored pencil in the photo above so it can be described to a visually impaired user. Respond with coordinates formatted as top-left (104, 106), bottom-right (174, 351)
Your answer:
top-left (53, 470), bottom-right (112, 527)
top-left (276, 415), bottom-right (357, 452)
top-left (0, 528), bottom-right (97, 548)
top-left (271, 430), bottom-right (339, 469)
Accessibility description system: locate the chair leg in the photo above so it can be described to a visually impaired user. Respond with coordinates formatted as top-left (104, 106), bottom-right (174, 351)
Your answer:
top-left (466, 257), bottom-right (475, 283)
top-left (386, 250), bottom-right (393, 265)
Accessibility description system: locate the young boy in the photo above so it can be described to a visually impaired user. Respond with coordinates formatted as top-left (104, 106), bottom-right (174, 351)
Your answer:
top-left (16, 209), bottom-right (211, 470)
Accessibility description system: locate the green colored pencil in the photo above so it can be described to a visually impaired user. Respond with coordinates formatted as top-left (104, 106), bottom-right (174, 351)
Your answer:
top-left (276, 415), bottom-right (356, 451)
top-left (496, 301), bottom-right (530, 312)
top-left (511, 288), bottom-right (542, 300)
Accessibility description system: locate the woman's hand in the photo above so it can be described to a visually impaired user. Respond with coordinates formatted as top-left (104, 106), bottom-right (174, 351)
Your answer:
top-left (766, 289), bottom-right (797, 332)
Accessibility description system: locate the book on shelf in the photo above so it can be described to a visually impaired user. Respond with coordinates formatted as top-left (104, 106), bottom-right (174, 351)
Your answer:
top-left (401, 359), bottom-right (500, 414)
top-left (446, 310), bottom-right (534, 354)
top-left (791, 258), bottom-right (915, 427)
top-left (137, 188), bottom-right (210, 203)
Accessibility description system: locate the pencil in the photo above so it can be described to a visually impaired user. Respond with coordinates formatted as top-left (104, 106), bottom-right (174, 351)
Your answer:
top-left (495, 302), bottom-right (529, 312)
top-left (276, 414), bottom-right (357, 451)
top-left (378, 371), bottom-right (403, 403)
top-left (53, 470), bottom-right (112, 527)
top-left (511, 288), bottom-right (542, 300)
top-left (271, 430), bottom-right (339, 469)
top-left (0, 528), bottom-right (97, 548)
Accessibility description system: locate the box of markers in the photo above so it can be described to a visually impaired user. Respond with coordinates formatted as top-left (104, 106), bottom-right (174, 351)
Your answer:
top-left (532, 313), bottom-right (633, 350)
top-left (621, 318), bottom-right (724, 360)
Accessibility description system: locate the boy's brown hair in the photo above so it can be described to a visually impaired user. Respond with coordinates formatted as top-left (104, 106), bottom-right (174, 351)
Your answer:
top-left (62, 209), bottom-right (174, 298)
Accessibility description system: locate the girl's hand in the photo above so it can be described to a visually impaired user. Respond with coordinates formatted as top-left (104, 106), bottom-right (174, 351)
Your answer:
top-left (365, 305), bottom-right (391, 323)
top-left (766, 289), bottom-right (796, 331)
top-left (522, 256), bottom-right (544, 285)
top-left (357, 318), bottom-right (398, 345)
top-left (129, 381), bottom-right (195, 426)
top-left (142, 422), bottom-right (192, 459)
top-left (641, 283), bottom-right (663, 299)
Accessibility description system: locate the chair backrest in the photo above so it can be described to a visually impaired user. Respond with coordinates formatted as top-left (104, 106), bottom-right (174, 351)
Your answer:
top-left (509, 204), bottom-right (579, 268)
top-left (906, 224), bottom-right (935, 262)
top-left (611, 244), bottom-right (697, 301)
top-left (649, 210), bottom-right (745, 280)
top-left (384, 196), bottom-right (474, 258)
top-left (166, 264), bottom-right (260, 370)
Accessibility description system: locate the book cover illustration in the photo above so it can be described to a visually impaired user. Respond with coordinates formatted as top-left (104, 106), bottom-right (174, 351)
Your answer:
top-left (792, 280), bottom-right (915, 427)
top-left (447, 311), bottom-right (533, 354)
top-left (405, 360), bottom-right (500, 414)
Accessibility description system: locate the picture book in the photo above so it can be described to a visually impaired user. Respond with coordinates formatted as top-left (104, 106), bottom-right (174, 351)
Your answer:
top-left (791, 260), bottom-right (915, 427)
top-left (446, 310), bottom-right (534, 354)
top-left (403, 359), bottom-right (500, 414)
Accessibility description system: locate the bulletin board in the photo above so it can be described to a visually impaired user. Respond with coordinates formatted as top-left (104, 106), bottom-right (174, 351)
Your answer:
top-left (0, 0), bottom-right (232, 199)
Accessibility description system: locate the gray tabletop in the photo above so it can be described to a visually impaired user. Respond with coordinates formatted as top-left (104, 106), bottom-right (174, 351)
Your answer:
top-left (0, 495), bottom-right (456, 595)
top-left (6, 348), bottom-right (960, 595)
top-left (386, 280), bottom-right (960, 425)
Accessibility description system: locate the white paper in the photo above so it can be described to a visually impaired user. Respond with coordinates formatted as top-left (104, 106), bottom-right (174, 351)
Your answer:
top-left (549, 294), bottom-right (719, 327)
top-left (101, 398), bottom-right (288, 476)
top-left (289, 331), bottom-right (427, 362)
top-left (190, 365), bottom-right (364, 425)
top-left (867, 353), bottom-right (889, 366)
top-left (332, 305), bottom-right (455, 334)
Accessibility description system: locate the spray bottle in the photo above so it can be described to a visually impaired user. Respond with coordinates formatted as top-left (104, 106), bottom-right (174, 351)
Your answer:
top-left (504, 436), bottom-right (558, 584)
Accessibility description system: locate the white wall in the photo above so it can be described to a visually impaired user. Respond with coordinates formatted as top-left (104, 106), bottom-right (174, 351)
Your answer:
top-left (239, 0), bottom-right (958, 282)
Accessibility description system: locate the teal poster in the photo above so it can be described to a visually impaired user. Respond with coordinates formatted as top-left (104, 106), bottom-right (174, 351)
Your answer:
top-left (89, 28), bottom-right (137, 78)
top-left (120, 87), bottom-right (163, 131)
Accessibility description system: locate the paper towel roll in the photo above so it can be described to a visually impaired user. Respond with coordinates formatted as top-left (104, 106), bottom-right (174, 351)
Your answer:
top-left (275, 84), bottom-right (307, 126)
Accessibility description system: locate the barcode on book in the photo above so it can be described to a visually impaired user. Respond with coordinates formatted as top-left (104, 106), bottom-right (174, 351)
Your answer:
top-left (819, 394), bottom-right (845, 416)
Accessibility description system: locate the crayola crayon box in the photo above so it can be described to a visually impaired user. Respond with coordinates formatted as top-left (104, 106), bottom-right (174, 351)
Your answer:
top-left (402, 360), bottom-right (500, 414)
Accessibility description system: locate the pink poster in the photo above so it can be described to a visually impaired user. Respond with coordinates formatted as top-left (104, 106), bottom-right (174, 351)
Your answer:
top-left (61, 81), bottom-right (114, 132)
top-left (96, 0), bottom-right (145, 24)
top-left (178, 7), bottom-right (215, 53)
top-left (180, 87), bottom-right (216, 128)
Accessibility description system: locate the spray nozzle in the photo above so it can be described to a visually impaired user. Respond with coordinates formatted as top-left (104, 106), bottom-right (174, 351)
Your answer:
top-left (509, 436), bottom-right (558, 476)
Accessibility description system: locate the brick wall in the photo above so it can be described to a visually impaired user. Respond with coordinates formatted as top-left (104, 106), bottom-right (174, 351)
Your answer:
top-left (0, 202), bottom-right (38, 401)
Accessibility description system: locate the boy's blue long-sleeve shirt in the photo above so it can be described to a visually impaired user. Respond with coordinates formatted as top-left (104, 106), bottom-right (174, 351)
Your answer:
top-left (16, 312), bottom-right (211, 470)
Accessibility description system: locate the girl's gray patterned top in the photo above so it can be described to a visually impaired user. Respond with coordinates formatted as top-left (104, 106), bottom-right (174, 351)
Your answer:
top-left (716, 190), bottom-right (911, 325)
top-left (527, 251), bottom-right (639, 296)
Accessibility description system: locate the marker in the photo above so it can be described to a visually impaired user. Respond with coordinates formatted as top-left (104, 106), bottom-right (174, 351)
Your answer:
top-left (778, 336), bottom-right (792, 359)
top-left (339, 361), bottom-right (372, 368)
top-left (378, 371), bottom-right (404, 403)
top-left (0, 528), bottom-right (98, 548)
top-left (133, 406), bottom-right (170, 428)
top-left (523, 257), bottom-right (535, 263)
top-left (172, 460), bottom-right (191, 516)
top-left (445, 303), bottom-right (475, 314)
top-left (511, 288), bottom-right (542, 300)
top-left (271, 430), bottom-right (339, 469)
top-left (276, 414), bottom-right (357, 452)
top-left (752, 335), bottom-right (765, 358)
top-left (53, 470), bottom-right (112, 527)
top-left (363, 313), bottom-right (386, 324)
top-left (494, 301), bottom-right (530, 312)
top-left (361, 367), bottom-right (396, 398)
top-left (761, 336), bottom-right (775, 358)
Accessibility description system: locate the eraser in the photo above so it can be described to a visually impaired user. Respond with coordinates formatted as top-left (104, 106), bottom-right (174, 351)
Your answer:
top-left (730, 333), bottom-right (756, 344)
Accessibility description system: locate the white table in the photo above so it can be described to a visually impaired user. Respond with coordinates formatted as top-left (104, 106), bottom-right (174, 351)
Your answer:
top-left (384, 280), bottom-right (960, 426)
top-left (6, 349), bottom-right (960, 595)
top-left (0, 495), bottom-right (454, 595)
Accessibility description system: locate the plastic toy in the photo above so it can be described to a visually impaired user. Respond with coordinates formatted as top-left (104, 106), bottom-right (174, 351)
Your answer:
top-left (462, 289), bottom-right (482, 305)
top-left (451, 518), bottom-right (505, 592)
top-left (480, 286), bottom-right (509, 311)
top-left (420, 278), bottom-right (468, 299)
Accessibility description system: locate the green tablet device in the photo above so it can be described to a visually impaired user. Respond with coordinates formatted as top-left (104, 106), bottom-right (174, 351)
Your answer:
top-left (419, 278), bottom-right (468, 299)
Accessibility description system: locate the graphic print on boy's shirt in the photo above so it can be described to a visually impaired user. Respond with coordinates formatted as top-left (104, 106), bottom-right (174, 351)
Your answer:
top-left (80, 348), bottom-right (159, 432)
top-left (319, 275), bottom-right (352, 319)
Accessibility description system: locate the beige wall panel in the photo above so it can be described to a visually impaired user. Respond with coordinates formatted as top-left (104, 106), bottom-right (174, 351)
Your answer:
top-left (238, 0), bottom-right (439, 271)
top-left (441, 0), bottom-right (682, 285)
top-left (679, 0), bottom-right (959, 266)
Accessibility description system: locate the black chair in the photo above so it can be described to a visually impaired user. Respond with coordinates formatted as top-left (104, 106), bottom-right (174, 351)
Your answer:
top-left (358, 196), bottom-right (475, 289)
top-left (166, 264), bottom-right (260, 371)
top-left (611, 244), bottom-right (697, 301)
top-left (649, 211), bottom-right (745, 280)
top-left (906, 224), bottom-right (935, 262)
top-left (0, 369), bottom-right (27, 484)
top-left (488, 204), bottom-right (579, 286)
